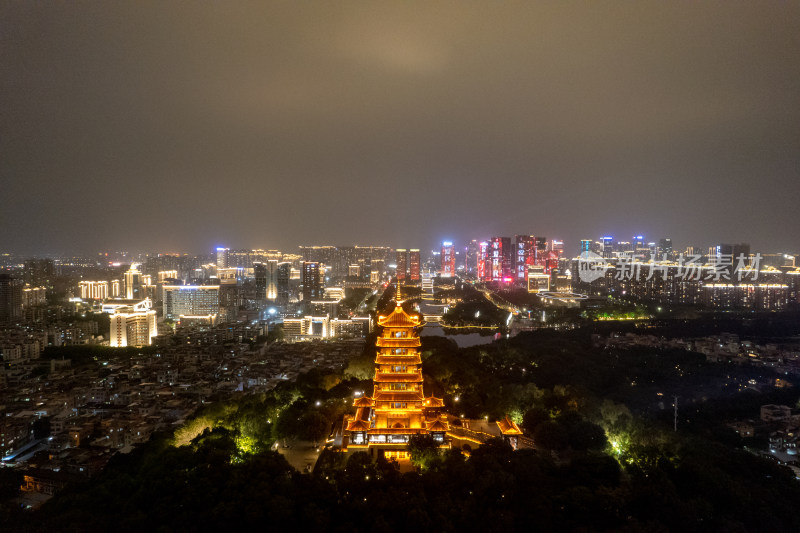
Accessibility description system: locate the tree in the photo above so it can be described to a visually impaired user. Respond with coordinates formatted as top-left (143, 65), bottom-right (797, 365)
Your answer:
top-left (522, 407), bottom-right (549, 433)
top-left (567, 420), bottom-right (608, 452)
top-left (533, 421), bottom-right (569, 451)
top-left (407, 434), bottom-right (441, 471)
top-left (300, 412), bottom-right (330, 445)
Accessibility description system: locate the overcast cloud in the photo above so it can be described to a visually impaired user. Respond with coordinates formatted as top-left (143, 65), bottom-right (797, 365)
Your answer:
top-left (2, 2), bottom-right (798, 255)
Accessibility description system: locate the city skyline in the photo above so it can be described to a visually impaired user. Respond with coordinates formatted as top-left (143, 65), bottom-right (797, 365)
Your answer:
top-left (3, 3), bottom-right (799, 254)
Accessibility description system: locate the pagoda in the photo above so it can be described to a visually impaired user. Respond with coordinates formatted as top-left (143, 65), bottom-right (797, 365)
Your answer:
top-left (345, 300), bottom-right (448, 461)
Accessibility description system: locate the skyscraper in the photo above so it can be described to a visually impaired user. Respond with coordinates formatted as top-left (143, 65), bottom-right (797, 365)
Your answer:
top-left (466, 240), bottom-right (480, 275)
top-left (0, 274), bottom-right (22, 323)
top-left (302, 262), bottom-right (322, 301)
top-left (477, 241), bottom-right (489, 281)
top-left (396, 249), bottom-right (408, 281)
top-left (409, 249), bottom-right (421, 282)
top-left (440, 242), bottom-right (455, 277)
top-left (489, 237), bottom-right (512, 281)
top-left (514, 235), bottom-right (536, 282)
top-left (276, 262), bottom-right (291, 305)
top-left (216, 247), bottom-right (229, 269)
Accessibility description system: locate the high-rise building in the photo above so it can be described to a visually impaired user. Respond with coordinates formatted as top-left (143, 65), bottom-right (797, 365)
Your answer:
top-left (396, 249), bottom-right (408, 281)
top-left (216, 247), bottom-right (229, 269)
top-left (163, 285), bottom-right (220, 321)
top-left (601, 236), bottom-right (614, 259)
top-left (23, 259), bottom-right (54, 289)
top-left (580, 239), bottom-right (592, 253)
top-left (489, 237), bottom-right (512, 281)
top-left (302, 262), bottom-right (322, 301)
top-left (0, 274), bottom-right (22, 323)
top-left (276, 262), bottom-right (291, 305)
top-left (409, 249), bottom-right (421, 282)
top-left (254, 260), bottom-right (278, 301)
top-left (111, 279), bottom-right (121, 298)
top-left (477, 241), bottom-right (489, 281)
top-left (344, 302), bottom-right (448, 458)
top-left (514, 235), bottom-right (536, 282)
top-left (109, 299), bottom-right (157, 347)
top-left (440, 242), bottom-right (455, 278)
top-left (79, 281), bottom-right (109, 300)
top-left (657, 238), bottom-right (673, 259)
top-left (466, 240), bottom-right (480, 275)
top-left (124, 265), bottom-right (144, 300)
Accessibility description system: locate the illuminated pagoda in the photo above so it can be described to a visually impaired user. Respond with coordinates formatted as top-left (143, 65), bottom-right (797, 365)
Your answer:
top-left (345, 300), bottom-right (448, 461)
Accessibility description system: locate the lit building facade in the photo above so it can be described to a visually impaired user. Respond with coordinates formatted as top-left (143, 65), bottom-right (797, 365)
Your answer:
top-left (216, 247), bottom-right (229, 269)
top-left (302, 262), bottom-right (322, 301)
top-left (109, 299), bottom-right (157, 347)
top-left (515, 235), bottom-right (536, 282)
top-left (79, 281), bottom-right (109, 300)
top-left (409, 249), bottom-right (421, 282)
top-left (345, 303), bottom-right (448, 460)
top-left (163, 285), bottom-right (220, 321)
top-left (440, 242), bottom-right (455, 278)
top-left (395, 249), bottom-right (407, 281)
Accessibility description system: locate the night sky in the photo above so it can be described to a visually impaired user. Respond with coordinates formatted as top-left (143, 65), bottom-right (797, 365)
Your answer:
top-left (2, 2), bottom-right (798, 255)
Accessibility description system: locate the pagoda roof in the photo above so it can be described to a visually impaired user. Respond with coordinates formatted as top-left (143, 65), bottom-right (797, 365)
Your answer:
top-left (376, 337), bottom-right (421, 348)
top-left (497, 416), bottom-right (523, 435)
top-left (426, 419), bottom-right (449, 432)
top-left (353, 396), bottom-right (375, 407)
top-left (423, 396), bottom-right (445, 408)
top-left (377, 304), bottom-right (423, 328)
top-left (346, 418), bottom-right (371, 431)
top-left (375, 355), bottom-right (422, 365)
top-left (374, 371), bottom-right (423, 383)
top-left (374, 390), bottom-right (425, 402)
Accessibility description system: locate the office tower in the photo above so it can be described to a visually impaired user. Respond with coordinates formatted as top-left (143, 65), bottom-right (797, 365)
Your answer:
top-left (657, 238), bottom-right (673, 259)
top-left (109, 300), bottom-right (157, 347)
top-left (535, 236), bottom-right (548, 255)
top-left (409, 249), bottom-right (421, 282)
top-left (276, 262), bottom-right (291, 305)
top-left (440, 242), bottom-right (455, 278)
top-left (580, 239), bottom-right (592, 253)
top-left (396, 249), bottom-right (408, 281)
top-left (0, 274), bottom-right (22, 323)
top-left (477, 241), bottom-right (489, 281)
top-left (216, 247), bottom-right (229, 269)
top-left (302, 262), bottom-right (322, 301)
top-left (254, 263), bottom-right (267, 299)
top-left (515, 235), bottom-right (536, 282)
top-left (466, 240), bottom-right (480, 275)
top-left (551, 239), bottom-right (564, 256)
top-left (632, 235), bottom-right (645, 251)
top-left (163, 285), bottom-right (220, 321)
top-left (265, 260), bottom-right (278, 300)
top-left (489, 237), bottom-right (512, 281)
top-left (601, 236), bottom-right (614, 259)
top-left (124, 265), bottom-right (144, 300)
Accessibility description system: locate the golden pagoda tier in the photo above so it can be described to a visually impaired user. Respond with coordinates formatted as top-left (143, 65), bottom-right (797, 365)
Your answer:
top-left (345, 301), bottom-right (448, 457)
